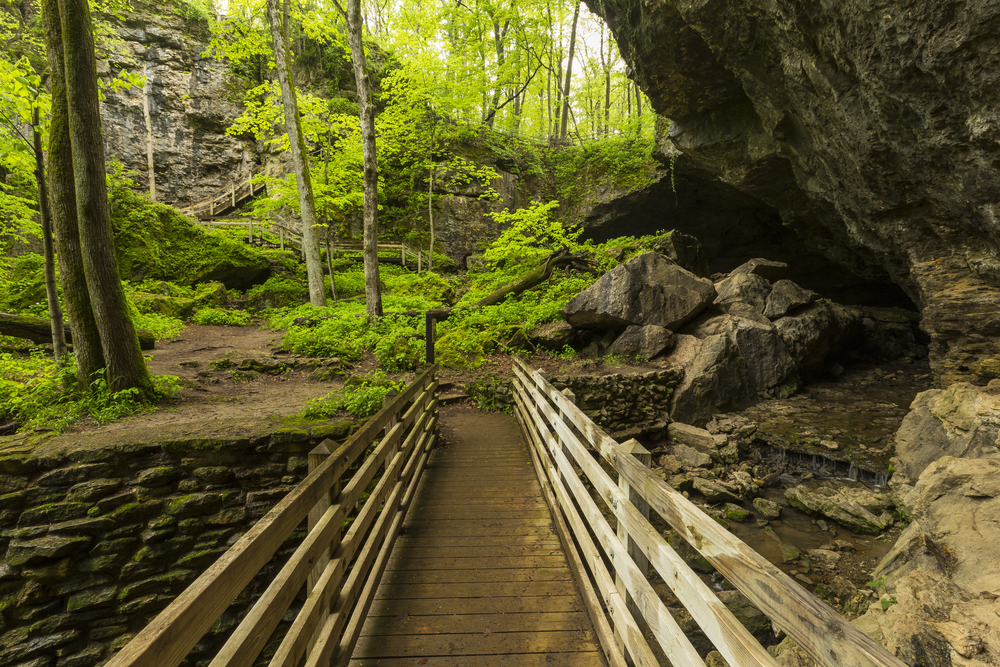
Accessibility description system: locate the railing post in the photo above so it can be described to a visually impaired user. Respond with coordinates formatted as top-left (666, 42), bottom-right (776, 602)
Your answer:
top-left (248, 219), bottom-right (253, 244)
top-left (615, 437), bottom-right (651, 654)
top-left (425, 312), bottom-right (436, 364)
top-left (307, 442), bottom-right (340, 655)
top-left (383, 389), bottom-right (400, 468)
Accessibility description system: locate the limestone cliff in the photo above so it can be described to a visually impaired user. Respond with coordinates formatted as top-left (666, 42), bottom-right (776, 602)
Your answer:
top-left (585, 0), bottom-right (1000, 386)
top-left (97, 2), bottom-right (252, 207)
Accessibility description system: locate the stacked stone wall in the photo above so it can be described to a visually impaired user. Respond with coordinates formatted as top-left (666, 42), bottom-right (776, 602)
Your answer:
top-left (0, 422), bottom-right (353, 667)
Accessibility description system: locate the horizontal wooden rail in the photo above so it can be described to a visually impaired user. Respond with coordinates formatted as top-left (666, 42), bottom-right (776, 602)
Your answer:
top-left (512, 357), bottom-right (907, 667)
top-left (105, 365), bottom-right (439, 667)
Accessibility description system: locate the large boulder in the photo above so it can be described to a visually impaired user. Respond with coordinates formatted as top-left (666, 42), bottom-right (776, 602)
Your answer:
top-left (668, 316), bottom-right (796, 425)
top-left (607, 324), bottom-right (676, 359)
top-left (773, 301), bottom-right (861, 374)
top-left (892, 383), bottom-right (1000, 494)
top-left (562, 252), bottom-right (715, 332)
top-left (764, 280), bottom-right (819, 319)
top-left (784, 480), bottom-right (895, 535)
top-left (714, 272), bottom-right (772, 314)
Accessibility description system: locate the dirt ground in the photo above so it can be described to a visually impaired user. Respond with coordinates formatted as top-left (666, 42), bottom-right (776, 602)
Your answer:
top-left (70, 322), bottom-right (658, 436)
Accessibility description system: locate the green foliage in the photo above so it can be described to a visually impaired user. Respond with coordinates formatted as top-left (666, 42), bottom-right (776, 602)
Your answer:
top-left (132, 311), bottom-right (186, 339)
top-left (0, 349), bottom-right (182, 433)
top-left (0, 253), bottom-right (49, 316)
top-left (191, 308), bottom-right (253, 327)
top-left (245, 276), bottom-right (308, 310)
top-left (483, 200), bottom-right (580, 267)
top-left (300, 370), bottom-right (405, 419)
top-left (106, 162), bottom-right (271, 285)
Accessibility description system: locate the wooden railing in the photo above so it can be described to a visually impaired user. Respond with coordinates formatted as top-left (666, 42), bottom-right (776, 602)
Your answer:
top-left (328, 242), bottom-right (431, 271)
top-left (181, 172), bottom-right (265, 220)
top-left (511, 357), bottom-right (906, 667)
top-left (106, 366), bottom-right (440, 667)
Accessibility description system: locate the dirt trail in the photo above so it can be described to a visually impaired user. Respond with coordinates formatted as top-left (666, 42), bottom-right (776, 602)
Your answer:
top-left (76, 323), bottom-right (344, 434)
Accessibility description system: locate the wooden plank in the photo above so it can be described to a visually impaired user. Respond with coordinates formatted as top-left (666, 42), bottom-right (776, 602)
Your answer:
top-left (365, 594), bottom-right (587, 617)
top-left (516, 357), bottom-right (907, 667)
top-left (354, 630), bottom-right (599, 658)
top-left (376, 580), bottom-right (580, 600)
top-left (379, 567), bottom-right (570, 585)
top-left (360, 611), bottom-right (594, 636)
top-left (402, 525), bottom-right (556, 538)
top-left (387, 546), bottom-right (563, 561)
top-left (386, 555), bottom-right (567, 571)
top-left (350, 653), bottom-right (606, 667)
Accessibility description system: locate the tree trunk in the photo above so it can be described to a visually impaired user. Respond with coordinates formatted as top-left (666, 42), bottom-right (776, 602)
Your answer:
top-left (345, 0), bottom-right (383, 321)
top-left (41, 0), bottom-right (104, 385)
top-left (58, 0), bottom-right (154, 396)
top-left (266, 0), bottom-right (327, 306)
top-left (475, 248), bottom-right (593, 307)
top-left (0, 313), bottom-right (155, 350)
top-left (559, 1), bottom-right (580, 141)
top-left (427, 162), bottom-right (433, 274)
top-left (32, 106), bottom-right (67, 366)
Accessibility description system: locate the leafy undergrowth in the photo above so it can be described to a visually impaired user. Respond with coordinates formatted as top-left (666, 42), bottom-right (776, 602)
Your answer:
top-left (300, 370), bottom-right (406, 419)
top-left (0, 341), bottom-right (182, 433)
top-left (0, 192), bottom-right (675, 433)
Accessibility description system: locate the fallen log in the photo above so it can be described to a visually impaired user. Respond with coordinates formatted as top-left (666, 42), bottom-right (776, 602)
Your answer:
top-left (475, 247), bottom-right (596, 307)
top-left (0, 312), bottom-right (155, 350)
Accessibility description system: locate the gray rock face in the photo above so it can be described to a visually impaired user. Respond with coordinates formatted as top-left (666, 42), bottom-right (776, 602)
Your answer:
top-left (562, 252), bottom-right (716, 332)
top-left (668, 316), bottom-right (796, 425)
top-left (725, 258), bottom-right (788, 284)
top-left (892, 383), bottom-right (1000, 495)
top-left (714, 272), bottom-right (771, 314)
top-left (584, 0), bottom-right (1000, 387)
top-left (774, 301), bottom-right (860, 374)
top-left (764, 280), bottom-right (819, 319)
top-left (607, 324), bottom-right (676, 359)
top-left (784, 480), bottom-right (895, 535)
top-left (98, 8), bottom-right (252, 207)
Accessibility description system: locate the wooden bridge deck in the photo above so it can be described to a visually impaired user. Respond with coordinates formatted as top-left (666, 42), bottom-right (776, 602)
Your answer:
top-left (350, 408), bottom-right (607, 666)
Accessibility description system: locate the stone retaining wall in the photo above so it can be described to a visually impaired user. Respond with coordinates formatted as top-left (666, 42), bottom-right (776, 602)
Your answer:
top-left (549, 369), bottom-right (681, 436)
top-left (0, 421), bottom-right (354, 667)
top-left (472, 368), bottom-right (682, 436)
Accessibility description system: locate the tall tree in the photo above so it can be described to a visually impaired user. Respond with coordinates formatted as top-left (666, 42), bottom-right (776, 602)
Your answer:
top-left (42, 0), bottom-right (153, 395)
top-left (265, 0), bottom-right (327, 306)
top-left (559, 0), bottom-right (580, 141)
top-left (340, 0), bottom-right (383, 320)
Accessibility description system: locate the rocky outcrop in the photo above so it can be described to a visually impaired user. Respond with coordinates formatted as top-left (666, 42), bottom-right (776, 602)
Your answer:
top-left (784, 480), bottom-right (895, 535)
top-left (99, 1), bottom-right (253, 207)
top-left (563, 252), bottom-right (716, 332)
top-left (585, 0), bottom-right (1000, 387)
top-left (892, 382), bottom-right (1000, 494)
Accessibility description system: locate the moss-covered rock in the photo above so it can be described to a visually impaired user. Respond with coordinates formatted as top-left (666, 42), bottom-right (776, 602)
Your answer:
top-left (129, 293), bottom-right (197, 319)
top-left (5, 535), bottom-right (91, 566)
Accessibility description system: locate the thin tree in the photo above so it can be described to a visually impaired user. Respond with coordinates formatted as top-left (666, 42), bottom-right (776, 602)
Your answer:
top-left (31, 102), bottom-right (67, 366)
top-left (335, 0), bottom-right (383, 320)
top-left (265, 0), bottom-right (327, 306)
top-left (42, 0), bottom-right (153, 395)
top-left (559, 0), bottom-right (580, 141)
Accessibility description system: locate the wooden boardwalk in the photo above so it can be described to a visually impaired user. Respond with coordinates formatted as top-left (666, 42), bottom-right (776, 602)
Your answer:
top-left (351, 408), bottom-right (607, 666)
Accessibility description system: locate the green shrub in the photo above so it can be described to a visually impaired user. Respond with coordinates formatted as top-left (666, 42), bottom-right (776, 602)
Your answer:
top-left (246, 277), bottom-right (308, 310)
top-left (0, 351), bottom-right (182, 433)
top-left (300, 370), bottom-right (405, 419)
top-left (191, 308), bottom-right (253, 326)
